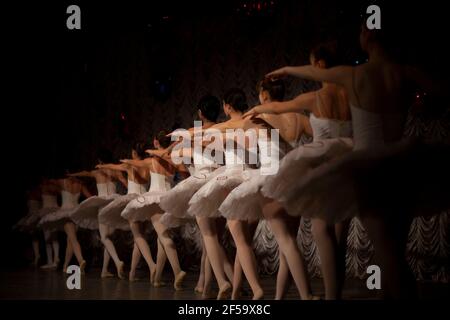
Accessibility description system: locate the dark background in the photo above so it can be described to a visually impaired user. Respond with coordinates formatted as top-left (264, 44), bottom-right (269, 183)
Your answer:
top-left (3, 0), bottom-right (449, 267)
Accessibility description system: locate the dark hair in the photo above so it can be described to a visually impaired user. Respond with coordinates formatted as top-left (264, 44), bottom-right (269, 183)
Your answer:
top-left (257, 78), bottom-right (285, 101)
top-left (198, 95), bottom-right (221, 122)
top-left (310, 42), bottom-right (340, 68)
top-left (223, 88), bottom-right (248, 113)
top-left (132, 141), bottom-right (147, 159)
top-left (154, 131), bottom-right (171, 149)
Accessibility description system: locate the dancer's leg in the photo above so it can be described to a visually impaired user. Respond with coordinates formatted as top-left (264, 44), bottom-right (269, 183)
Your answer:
top-left (101, 248), bottom-right (114, 277)
top-left (63, 239), bottom-right (74, 272)
top-left (42, 230), bottom-right (53, 267)
top-left (334, 220), bottom-right (350, 299)
top-left (52, 237), bottom-right (60, 267)
top-left (32, 236), bottom-right (40, 266)
top-left (196, 216), bottom-right (231, 299)
top-left (360, 212), bottom-right (416, 299)
top-left (150, 214), bottom-right (185, 290)
top-left (275, 252), bottom-right (291, 299)
top-left (228, 219), bottom-right (263, 300)
top-left (154, 238), bottom-right (168, 285)
top-left (195, 242), bottom-right (207, 293)
top-left (64, 222), bottom-right (85, 267)
top-left (129, 221), bottom-right (156, 282)
top-left (129, 242), bottom-right (142, 281)
top-left (311, 218), bottom-right (339, 300)
top-left (99, 223), bottom-right (124, 277)
top-left (264, 201), bottom-right (312, 300)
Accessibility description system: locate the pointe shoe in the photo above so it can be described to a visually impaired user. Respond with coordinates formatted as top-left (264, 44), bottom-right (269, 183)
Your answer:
top-left (129, 272), bottom-right (140, 282)
top-left (79, 260), bottom-right (87, 274)
top-left (252, 289), bottom-right (264, 300)
top-left (40, 263), bottom-right (54, 269)
top-left (51, 259), bottom-right (60, 269)
top-left (101, 271), bottom-right (115, 278)
top-left (174, 271), bottom-right (187, 291)
top-left (217, 282), bottom-right (232, 300)
top-left (308, 295), bottom-right (321, 300)
top-left (194, 287), bottom-right (203, 294)
top-left (117, 261), bottom-right (125, 280)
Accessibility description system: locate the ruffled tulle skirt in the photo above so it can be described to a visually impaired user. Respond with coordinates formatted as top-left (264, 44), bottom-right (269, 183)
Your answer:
top-left (219, 169), bottom-right (268, 221)
top-left (259, 138), bottom-right (353, 218)
top-left (38, 207), bottom-right (75, 231)
top-left (121, 191), bottom-right (167, 222)
top-left (98, 194), bottom-right (139, 230)
top-left (71, 194), bottom-right (120, 230)
top-left (188, 166), bottom-right (252, 218)
top-left (15, 210), bottom-right (44, 233)
top-left (160, 167), bottom-right (226, 218)
top-left (269, 139), bottom-right (450, 222)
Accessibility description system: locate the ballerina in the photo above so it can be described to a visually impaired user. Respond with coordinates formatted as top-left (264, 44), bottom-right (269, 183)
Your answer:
top-left (68, 163), bottom-right (127, 278)
top-left (37, 178), bottom-right (62, 269)
top-left (219, 78), bottom-right (317, 300)
top-left (260, 24), bottom-right (450, 298)
top-left (243, 44), bottom-right (353, 299)
top-left (39, 176), bottom-right (92, 272)
top-left (15, 182), bottom-right (42, 266)
top-left (121, 132), bottom-right (187, 290)
top-left (159, 95), bottom-right (221, 297)
top-left (97, 142), bottom-right (167, 283)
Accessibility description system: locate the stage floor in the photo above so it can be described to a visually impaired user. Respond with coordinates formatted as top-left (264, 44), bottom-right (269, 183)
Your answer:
top-left (0, 268), bottom-right (447, 300)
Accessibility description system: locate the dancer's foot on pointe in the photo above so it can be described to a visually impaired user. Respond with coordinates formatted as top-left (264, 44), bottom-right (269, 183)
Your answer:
top-left (40, 264), bottom-right (54, 269)
top-left (101, 271), bottom-right (114, 278)
top-left (252, 288), bottom-right (264, 300)
top-left (217, 282), bottom-right (232, 300)
top-left (117, 261), bottom-right (125, 280)
top-left (174, 271), bottom-right (187, 291)
top-left (194, 286), bottom-right (203, 294)
top-left (51, 258), bottom-right (60, 269)
top-left (79, 260), bottom-right (87, 274)
top-left (129, 271), bottom-right (140, 282)
top-left (306, 294), bottom-right (321, 300)
top-left (150, 267), bottom-right (157, 285)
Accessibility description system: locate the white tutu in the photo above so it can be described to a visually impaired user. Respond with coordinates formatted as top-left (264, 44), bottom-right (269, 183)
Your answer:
top-left (70, 194), bottom-right (120, 230)
top-left (38, 208), bottom-right (73, 231)
top-left (159, 212), bottom-right (188, 228)
top-left (121, 191), bottom-right (167, 222)
top-left (188, 166), bottom-right (252, 218)
top-left (219, 169), bottom-right (267, 221)
top-left (261, 138), bottom-right (354, 217)
top-left (98, 194), bottom-right (139, 230)
top-left (15, 201), bottom-right (42, 232)
top-left (160, 166), bottom-right (226, 218)
top-left (274, 139), bottom-right (450, 222)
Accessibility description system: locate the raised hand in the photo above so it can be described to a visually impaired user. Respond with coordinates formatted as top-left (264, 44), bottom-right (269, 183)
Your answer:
top-left (265, 67), bottom-right (289, 80)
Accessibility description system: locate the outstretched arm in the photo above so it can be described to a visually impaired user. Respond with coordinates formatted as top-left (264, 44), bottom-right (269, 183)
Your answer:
top-left (243, 91), bottom-right (316, 118)
top-left (67, 170), bottom-right (94, 178)
top-left (96, 163), bottom-right (127, 172)
top-left (267, 65), bottom-right (352, 87)
top-left (120, 158), bottom-right (152, 169)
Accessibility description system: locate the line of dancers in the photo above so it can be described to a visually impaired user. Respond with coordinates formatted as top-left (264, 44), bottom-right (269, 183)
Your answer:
top-left (16, 24), bottom-right (449, 300)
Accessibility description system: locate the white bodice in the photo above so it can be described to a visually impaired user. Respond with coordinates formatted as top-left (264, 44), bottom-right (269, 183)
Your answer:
top-left (61, 191), bottom-right (80, 209)
top-left (350, 106), bottom-right (404, 150)
top-left (127, 180), bottom-right (147, 195)
top-left (193, 147), bottom-right (219, 174)
top-left (42, 194), bottom-right (58, 208)
top-left (310, 113), bottom-right (353, 142)
top-left (149, 172), bottom-right (172, 192)
top-left (96, 182), bottom-right (117, 197)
